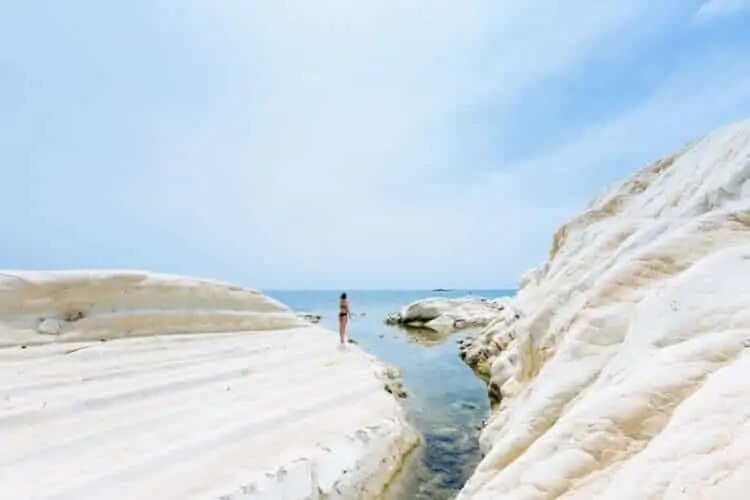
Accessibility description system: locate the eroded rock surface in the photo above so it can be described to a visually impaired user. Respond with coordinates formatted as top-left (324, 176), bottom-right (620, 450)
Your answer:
top-left (0, 270), bottom-right (418, 499)
top-left (458, 119), bottom-right (750, 499)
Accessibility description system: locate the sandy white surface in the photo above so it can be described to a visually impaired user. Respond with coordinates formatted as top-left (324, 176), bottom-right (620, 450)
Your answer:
top-left (458, 119), bottom-right (750, 499)
top-left (0, 271), bottom-right (418, 499)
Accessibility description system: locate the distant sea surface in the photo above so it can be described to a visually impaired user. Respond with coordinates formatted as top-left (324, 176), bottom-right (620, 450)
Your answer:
top-left (264, 289), bottom-right (515, 500)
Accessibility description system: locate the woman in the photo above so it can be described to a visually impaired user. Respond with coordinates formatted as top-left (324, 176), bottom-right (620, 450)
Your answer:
top-left (338, 292), bottom-right (350, 345)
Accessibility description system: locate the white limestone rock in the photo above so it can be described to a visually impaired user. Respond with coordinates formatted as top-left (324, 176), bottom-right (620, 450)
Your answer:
top-left (0, 270), bottom-right (307, 346)
top-left (386, 296), bottom-right (509, 332)
top-left (0, 270), bottom-right (418, 499)
top-left (458, 118), bottom-right (750, 499)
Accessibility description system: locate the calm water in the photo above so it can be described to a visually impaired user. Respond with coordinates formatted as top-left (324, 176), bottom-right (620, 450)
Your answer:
top-left (264, 289), bottom-right (514, 499)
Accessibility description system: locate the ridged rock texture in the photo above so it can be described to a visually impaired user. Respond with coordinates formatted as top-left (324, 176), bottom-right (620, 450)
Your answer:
top-left (458, 119), bottom-right (750, 499)
top-left (0, 271), bottom-right (418, 499)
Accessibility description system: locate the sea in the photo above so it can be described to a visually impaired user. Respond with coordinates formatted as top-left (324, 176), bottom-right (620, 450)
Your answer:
top-left (264, 289), bottom-right (515, 500)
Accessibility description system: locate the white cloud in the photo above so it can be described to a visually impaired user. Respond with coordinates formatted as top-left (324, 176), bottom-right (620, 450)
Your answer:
top-left (154, 1), bottom-right (687, 286)
top-left (2, 1), bottom-right (750, 289)
top-left (694, 0), bottom-right (750, 22)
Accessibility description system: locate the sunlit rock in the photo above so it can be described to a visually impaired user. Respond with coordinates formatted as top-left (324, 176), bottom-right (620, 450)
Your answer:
top-left (458, 118), bottom-right (750, 499)
top-left (0, 270), bottom-right (418, 499)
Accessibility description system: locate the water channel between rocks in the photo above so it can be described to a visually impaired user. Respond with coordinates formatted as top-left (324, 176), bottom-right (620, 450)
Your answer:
top-left (267, 289), bottom-right (512, 499)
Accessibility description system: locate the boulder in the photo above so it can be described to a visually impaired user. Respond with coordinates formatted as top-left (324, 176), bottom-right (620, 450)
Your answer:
top-left (386, 296), bottom-right (509, 333)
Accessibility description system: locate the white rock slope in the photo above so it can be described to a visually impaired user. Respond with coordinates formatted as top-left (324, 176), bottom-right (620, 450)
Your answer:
top-left (0, 271), bottom-right (418, 499)
top-left (458, 119), bottom-right (750, 499)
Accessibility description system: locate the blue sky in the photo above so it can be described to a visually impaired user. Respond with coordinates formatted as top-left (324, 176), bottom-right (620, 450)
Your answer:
top-left (2, 1), bottom-right (750, 290)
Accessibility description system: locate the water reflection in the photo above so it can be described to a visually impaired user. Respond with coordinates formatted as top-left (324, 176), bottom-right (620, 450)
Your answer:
top-left (394, 325), bottom-right (452, 347)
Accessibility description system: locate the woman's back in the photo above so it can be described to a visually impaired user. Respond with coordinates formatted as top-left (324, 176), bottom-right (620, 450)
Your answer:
top-left (338, 293), bottom-right (349, 345)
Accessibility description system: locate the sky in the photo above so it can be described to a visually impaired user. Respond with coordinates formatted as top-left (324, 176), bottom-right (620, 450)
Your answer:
top-left (1, 1), bottom-right (750, 290)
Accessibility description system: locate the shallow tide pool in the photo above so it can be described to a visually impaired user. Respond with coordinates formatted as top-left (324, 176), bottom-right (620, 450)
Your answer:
top-left (266, 289), bottom-right (511, 499)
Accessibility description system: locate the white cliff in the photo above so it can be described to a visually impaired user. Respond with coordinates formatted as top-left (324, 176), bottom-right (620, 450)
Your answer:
top-left (0, 270), bottom-right (418, 499)
top-left (458, 118), bottom-right (750, 499)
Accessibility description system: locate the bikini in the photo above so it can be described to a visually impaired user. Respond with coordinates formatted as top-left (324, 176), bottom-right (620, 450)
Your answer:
top-left (339, 301), bottom-right (348, 318)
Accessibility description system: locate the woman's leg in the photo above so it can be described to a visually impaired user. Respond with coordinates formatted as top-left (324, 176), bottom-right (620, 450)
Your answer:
top-left (338, 315), bottom-right (346, 344)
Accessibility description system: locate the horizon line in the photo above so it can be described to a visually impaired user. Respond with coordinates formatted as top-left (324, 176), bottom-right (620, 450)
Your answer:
top-left (260, 287), bottom-right (519, 292)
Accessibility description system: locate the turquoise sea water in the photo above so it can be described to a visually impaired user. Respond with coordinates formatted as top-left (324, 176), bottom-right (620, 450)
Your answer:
top-left (264, 289), bottom-right (514, 499)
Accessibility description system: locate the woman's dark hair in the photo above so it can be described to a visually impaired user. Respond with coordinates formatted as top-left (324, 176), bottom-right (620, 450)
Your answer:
top-left (340, 292), bottom-right (347, 299)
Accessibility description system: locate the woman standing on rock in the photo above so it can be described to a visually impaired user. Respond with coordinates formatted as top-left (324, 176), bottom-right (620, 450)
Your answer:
top-left (338, 292), bottom-right (350, 345)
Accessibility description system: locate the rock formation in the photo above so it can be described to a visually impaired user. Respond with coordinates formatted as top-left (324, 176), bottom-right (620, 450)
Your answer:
top-left (0, 270), bottom-right (418, 499)
top-left (457, 119), bottom-right (750, 499)
top-left (297, 311), bottom-right (322, 324)
top-left (386, 297), bottom-right (508, 332)
top-left (382, 365), bottom-right (409, 399)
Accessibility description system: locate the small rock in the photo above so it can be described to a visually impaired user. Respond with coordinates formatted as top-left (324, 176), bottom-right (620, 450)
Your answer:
top-left (385, 312), bottom-right (402, 325)
top-left (383, 365), bottom-right (402, 380)
top-left (297, 312), bottom-right (322, 324)
top-left (384, 383), bottom-right (409, 399)
top-left (37, 318), bottom-right (62, 335)
top-left (61, 309), bottom-right (86, 322)
top-left (458, 401), bottom-right (481, 410)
